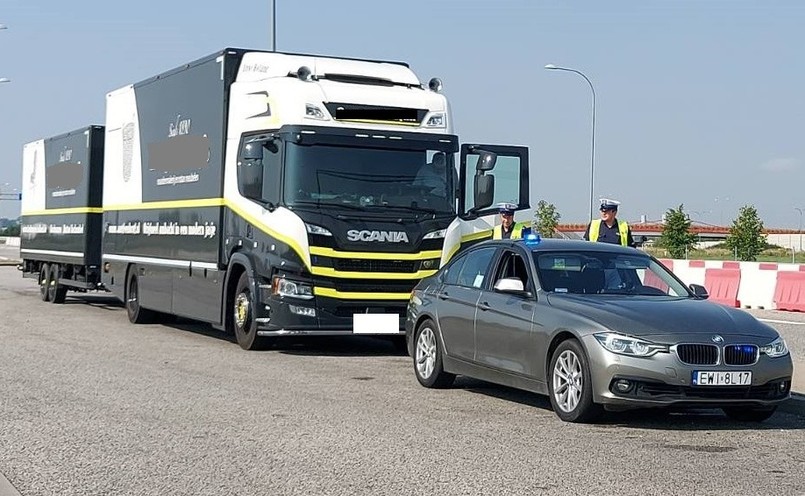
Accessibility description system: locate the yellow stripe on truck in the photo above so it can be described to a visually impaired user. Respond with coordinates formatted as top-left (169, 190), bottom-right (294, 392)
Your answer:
top-left (314, 287), bottom-right (412, 300)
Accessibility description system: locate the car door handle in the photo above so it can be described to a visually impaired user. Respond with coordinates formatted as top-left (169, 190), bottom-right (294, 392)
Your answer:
top-left (438, 292), bottom-right (450, 300)
top-left (479, 301), bottom-right (491, 311)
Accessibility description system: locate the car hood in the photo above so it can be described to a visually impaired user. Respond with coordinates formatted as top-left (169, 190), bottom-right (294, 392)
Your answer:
top-left (545, 294), bottom-right (779, 341)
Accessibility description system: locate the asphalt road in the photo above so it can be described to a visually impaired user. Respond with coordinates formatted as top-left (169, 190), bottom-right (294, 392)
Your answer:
top-left (1, 264), bottom-right (804, 496)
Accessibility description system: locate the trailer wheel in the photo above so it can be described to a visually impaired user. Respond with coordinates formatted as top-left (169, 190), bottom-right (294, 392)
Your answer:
top-left (232, 272), bottom-right (268, 351)
top-left (48, 264), bottom-right (67, 304)
top-left (39, 263), bottom-right (51, 302)
top-left (126, 270), bottom-right (156, 324)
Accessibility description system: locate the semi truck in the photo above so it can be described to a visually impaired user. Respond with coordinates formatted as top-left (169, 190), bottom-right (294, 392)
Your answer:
top-left (20, 48), bottom-right (530, 350)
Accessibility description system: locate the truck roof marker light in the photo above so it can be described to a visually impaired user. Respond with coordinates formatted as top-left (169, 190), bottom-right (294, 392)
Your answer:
top-left (297, 66), bottom-right (314, 82)
top-left (428, 77), bottom-right (443, 92)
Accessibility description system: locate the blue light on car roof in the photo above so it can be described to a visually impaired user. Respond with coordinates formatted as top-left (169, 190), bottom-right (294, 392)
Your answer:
top-left (524, 232), bottom-right (541, 246)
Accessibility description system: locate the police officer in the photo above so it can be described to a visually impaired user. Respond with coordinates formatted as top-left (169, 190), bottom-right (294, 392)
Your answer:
top-left (583, 198), bottom-right (635, 247)
top-left (493, 202), bottom-right (526, 239)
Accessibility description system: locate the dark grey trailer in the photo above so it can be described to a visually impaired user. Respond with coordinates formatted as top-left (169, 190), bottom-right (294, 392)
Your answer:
top-left (19, 125), bottom-right (105, 303)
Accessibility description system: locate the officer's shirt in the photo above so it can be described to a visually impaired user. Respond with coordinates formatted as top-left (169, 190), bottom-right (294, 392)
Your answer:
top-left (585, 220), bottom-right (634, 246)
top-left (500, 224), bottom-right (514, 239)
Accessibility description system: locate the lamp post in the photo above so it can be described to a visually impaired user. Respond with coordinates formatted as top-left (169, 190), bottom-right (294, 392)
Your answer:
top-left (545, 64), bottom-right (596, 220)
top-left (271, 1), bottom-right (277, 51)
top-left (1, 24), bottom-right (8, 84)
top-left (796, 207), bottom-right (804, 254)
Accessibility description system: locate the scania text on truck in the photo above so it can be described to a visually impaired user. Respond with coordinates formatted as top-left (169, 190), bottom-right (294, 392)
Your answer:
top-left (23, 48), bottom-right (530, 350)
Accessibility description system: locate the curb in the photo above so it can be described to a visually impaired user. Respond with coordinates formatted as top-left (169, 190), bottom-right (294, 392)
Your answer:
top-left (0, 259), bottom-right (20, 267)
top-left (779, 392), bottom-right (805, 417)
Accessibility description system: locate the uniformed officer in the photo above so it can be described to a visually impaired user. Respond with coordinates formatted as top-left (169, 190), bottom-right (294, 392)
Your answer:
top-left (583, 198), bottom-right (635, 247)
top-left (493, 202), bottom-right (526, 239)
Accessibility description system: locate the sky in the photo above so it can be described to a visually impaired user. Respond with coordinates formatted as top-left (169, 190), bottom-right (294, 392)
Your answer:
top-left (1, 0), bottom-right (804, 228)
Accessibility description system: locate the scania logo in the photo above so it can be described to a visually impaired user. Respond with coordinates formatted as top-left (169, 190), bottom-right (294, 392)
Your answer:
top-left (346, 229), bottom-right (409, 243)
top-left (711, 335), bottom-right (724, 343)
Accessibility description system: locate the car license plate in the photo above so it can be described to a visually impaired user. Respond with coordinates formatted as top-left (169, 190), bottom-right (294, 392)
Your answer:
top-left (353, 313), bottom-right (399, 334)
top-left (692, 371), bottom-right (752, 386)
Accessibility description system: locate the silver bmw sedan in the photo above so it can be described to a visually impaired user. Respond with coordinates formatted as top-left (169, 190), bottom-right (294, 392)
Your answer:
top-left (405, 238), bottom-right (793, 423)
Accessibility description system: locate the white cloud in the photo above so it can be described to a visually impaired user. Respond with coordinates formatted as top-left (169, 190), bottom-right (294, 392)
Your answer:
top-left (759, 158), bottom-right (799, 172)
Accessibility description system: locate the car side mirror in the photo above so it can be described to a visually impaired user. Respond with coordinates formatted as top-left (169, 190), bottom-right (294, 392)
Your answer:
top-left (494, 277), bottom-right (528, 295)
top-left (689, 283), bottom-right (709, 299)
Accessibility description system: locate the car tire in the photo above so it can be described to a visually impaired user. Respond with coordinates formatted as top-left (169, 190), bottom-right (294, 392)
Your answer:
top-left (548, 339), bottom-right (603, 423)
top-left (413, 319), bottom-right (455, 388)
top-left (722, 406), bottom-right (778, 422)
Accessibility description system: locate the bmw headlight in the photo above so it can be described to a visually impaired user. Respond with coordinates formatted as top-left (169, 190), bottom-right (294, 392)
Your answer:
top-left (594, 333), bottom-right (668, 357)
top-left (272, 276), bottom-right (314, 300)
top-left (760, 337), bottom-right (789, 358)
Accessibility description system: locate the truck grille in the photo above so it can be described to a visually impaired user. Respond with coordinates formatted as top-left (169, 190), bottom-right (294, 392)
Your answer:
top-left (676, 344), bottom-right (718, 365)
top-left (333, 259), bottom-right (417, 273)
top-left (723, 345), bottom-right (758, 365)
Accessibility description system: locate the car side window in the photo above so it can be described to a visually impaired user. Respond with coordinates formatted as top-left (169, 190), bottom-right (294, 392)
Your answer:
top-left (440, 252), bottom-right (468, 286)
top-left (492, 249), bottom-right (530, 290)
top-left (456, 247), bottom-right (496, 288)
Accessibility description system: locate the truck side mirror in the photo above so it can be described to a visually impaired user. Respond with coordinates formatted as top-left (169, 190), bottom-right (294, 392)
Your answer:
top-left (475, 151), bottom-right (497, 172)
top-left (242, 142), bottom-right (264, 161)
top-left (473, 174), bottom-right (494, 211)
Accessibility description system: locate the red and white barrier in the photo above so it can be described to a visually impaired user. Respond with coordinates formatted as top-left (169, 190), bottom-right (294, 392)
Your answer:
top-left (668, 258), bottom-right (805, 311)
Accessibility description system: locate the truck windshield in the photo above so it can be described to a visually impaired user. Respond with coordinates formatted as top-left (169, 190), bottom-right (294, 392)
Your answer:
top-left (284, 143), bottom-right (456, 215)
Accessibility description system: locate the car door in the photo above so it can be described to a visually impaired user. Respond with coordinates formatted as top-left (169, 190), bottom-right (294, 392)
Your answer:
top-left (474, 247), bottom-right (540, 376)
top-left (434, 246), bottom-right (497, 362)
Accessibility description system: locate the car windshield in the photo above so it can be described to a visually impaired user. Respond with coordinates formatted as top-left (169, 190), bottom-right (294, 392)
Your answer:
top-left (533, 250), bottom-right (691, 296)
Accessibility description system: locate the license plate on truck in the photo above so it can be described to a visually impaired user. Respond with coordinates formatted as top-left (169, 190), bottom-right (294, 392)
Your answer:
top-left (692, 371), bottom-right (752, 386)
top-left (353, 314), bottom-right (399, 334)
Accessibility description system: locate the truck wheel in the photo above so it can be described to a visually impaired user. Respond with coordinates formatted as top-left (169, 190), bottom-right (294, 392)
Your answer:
top-left (232, 272), bottom-right (268, 351)
top-left (39, 263), bottom-right (51, 302)
top-left (48, 264), bottom-right (67, 304)
top-left (126, 270), bottom-right (155, 324)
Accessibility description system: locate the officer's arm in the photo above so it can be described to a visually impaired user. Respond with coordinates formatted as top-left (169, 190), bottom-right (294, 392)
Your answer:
top-left (627, 227), bottom-right (635, 247)
top-left (583, 222), bottom-right (591, 241)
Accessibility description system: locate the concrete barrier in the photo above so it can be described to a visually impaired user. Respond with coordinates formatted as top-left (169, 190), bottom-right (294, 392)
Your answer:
top-left (0, 236), bottom-right (20, 247)
top-left (666, 258), bottom-right (805, 311)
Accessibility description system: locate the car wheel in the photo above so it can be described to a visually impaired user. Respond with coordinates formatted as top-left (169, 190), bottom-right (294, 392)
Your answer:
top-left (39, 263), bottom-right (51, 302)
top-left (722, 406), bottom-right (778, 422)
top-left (548, 339), bottom-right (602, 423)
top-left (413, 319), bottom-right (455, 388)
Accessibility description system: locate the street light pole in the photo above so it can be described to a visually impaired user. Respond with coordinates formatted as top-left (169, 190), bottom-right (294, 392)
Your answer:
top-left (271, 0), bottom-right (277, 51)
top-left (0, 24), bottom-right (8, 84)
top-left (545, 64), bottom-right (597, 220)
top-left (795, 207), bottom-right (804, 253)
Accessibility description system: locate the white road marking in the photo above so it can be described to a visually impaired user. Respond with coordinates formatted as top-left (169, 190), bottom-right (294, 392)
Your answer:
top-left (759, 318), bottom-right (805, 326)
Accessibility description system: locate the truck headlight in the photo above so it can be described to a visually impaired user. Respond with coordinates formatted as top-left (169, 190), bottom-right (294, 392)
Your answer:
top-left (305, 223), bottom-right (332, 236)
top-left (594, 333), bottom-right (668, 357)
top-left (272, 276), bottom-right (314, 300)
top-left (305, 103), bottom-right (329, 120)
top-left (424, 113), bottom-right (445, 128)
top-left (423, 229), bottom-right (446, 239)
top-left (760, 337), bottom-right (789, 358)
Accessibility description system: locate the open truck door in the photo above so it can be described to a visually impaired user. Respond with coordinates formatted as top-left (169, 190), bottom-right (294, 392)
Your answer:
top-left (438, 143), bottom-right (530, 266)
top-left (459, 143), bottom-right (529, 219)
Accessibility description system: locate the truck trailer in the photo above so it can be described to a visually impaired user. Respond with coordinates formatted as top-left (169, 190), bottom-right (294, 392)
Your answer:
top-left (20, 126), bottom-right (105, 303)
top-left (21, 48), bottom-right (530, 350)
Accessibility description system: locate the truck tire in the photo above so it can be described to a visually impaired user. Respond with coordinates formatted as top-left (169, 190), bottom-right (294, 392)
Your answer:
top-left (232, 272), bottom-right (269, 351)
top-left (39, 263), bottom-right (51, 302)
top-left (126, 269), bottom-right (156, 324)
top-left (48, 264), bottom-right (67, 304)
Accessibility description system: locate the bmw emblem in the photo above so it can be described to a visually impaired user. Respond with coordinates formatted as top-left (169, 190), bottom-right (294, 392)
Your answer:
top-left (711, 335), bottom-right (724, 343)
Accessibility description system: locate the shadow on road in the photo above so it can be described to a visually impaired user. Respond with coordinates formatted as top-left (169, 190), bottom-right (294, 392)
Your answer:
top-left (457, 377), bottom-right (805, 430)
